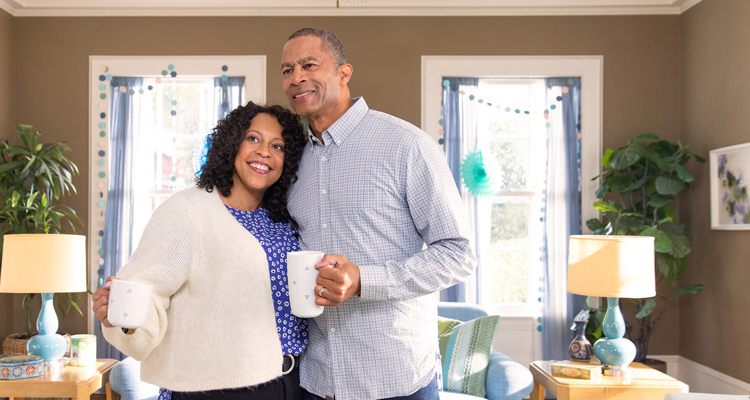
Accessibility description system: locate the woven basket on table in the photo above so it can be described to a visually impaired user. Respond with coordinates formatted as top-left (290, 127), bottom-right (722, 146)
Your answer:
top-left (2, 333), bottom-right (72, 357)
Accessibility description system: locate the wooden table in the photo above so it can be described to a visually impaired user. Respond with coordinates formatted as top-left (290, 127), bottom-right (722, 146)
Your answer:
top-left (529, 360), bottom-right (689, 400)
top-left (0, 358), bottom-right (117, 400)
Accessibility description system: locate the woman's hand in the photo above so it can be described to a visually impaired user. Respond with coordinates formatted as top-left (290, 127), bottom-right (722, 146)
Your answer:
top-left (91, 276), bottom-right (120, 327)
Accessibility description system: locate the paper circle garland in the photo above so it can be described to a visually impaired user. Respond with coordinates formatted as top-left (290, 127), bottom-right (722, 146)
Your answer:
top-left (460, 149), bottom-right (498, 197)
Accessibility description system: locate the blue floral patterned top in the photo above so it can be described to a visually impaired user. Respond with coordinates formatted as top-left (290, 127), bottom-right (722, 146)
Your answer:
top-left (225, 206), bottom-right (309, 355)
top-left (158, 207), bottom-right (307, 400)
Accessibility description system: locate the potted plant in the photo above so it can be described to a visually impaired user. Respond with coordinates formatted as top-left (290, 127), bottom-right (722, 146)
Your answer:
top-left (585, 133), bottom-right (704, 366)
top-left (0, 124), bottom-right (83, 353)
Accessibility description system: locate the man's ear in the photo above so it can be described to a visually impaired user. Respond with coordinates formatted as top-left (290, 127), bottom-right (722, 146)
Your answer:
top-left (338, 63), bottom-right (353, 86)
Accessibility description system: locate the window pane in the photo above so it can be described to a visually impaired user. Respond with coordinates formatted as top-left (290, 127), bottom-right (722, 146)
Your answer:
top-left (484, 83), bottom-right (531, 140)
top-left (490, 197), bottom-right (530, 249)
top-left (156, 138), bottom-right (201, 189)
top-left (489, 140), bottom-right (528, 191)
top-left (155, 83), bottom-right (213, 137)
top-left (487, 251), bottom-right (529, 304)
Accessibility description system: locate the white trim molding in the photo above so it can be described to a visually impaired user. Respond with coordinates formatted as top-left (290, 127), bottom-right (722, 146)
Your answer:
top-left (649, 355), bottom-right (750, 395)
top-left (1, 0), bottom-right (704, 17)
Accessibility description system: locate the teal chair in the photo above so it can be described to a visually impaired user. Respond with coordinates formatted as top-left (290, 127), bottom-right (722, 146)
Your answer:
top-left (438, 302), bottom-right (534, 400)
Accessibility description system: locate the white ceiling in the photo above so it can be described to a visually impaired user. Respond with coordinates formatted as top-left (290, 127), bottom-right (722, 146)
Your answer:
top-left (0, 0), bottom-right (703, 17)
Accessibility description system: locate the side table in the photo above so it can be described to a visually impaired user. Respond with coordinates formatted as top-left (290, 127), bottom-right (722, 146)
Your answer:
top-left (529, 360), bottom-right (688, 400)
top-left (0, 358), bottom-right (117, 400)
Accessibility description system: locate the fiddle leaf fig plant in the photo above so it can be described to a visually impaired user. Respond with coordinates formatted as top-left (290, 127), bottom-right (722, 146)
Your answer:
top-left (586, 133), bottom-right (705, 363)
top-left (0, 124), bottom-right (83, 339)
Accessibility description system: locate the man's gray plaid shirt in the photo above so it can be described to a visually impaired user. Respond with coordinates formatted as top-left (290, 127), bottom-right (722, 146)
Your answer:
top-left (288, 97), bottom-right (477, 400)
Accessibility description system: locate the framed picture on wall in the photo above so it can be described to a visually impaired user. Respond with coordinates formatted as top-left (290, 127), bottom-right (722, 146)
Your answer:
top-left (710, 142), bottom-right (750, 230)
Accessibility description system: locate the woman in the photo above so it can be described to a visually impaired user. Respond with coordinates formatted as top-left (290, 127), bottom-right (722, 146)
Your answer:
top-left (92, 102), bottom-right (307, 400)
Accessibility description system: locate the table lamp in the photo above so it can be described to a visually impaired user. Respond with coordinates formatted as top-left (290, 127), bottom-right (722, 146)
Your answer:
top-left (0, 234), bottom-right (87, 362)
top-left (567, 235), bottom-right (655, 377)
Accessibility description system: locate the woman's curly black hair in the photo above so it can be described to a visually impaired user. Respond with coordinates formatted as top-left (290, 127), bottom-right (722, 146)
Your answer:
top-left (197, 101), bottom-right (306, 224)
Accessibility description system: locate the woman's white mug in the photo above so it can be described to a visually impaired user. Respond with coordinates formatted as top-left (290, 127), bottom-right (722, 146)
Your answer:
top-left (287, 251), bottom-right (329, 318)
top-left (107, 280), bottom-right (153, 329)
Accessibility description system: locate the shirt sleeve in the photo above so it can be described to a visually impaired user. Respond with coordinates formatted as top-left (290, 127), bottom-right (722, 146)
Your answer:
top-left (359, 133), bottom-right (477, 301)
top-left (102, 194), bottom-right (195, 360)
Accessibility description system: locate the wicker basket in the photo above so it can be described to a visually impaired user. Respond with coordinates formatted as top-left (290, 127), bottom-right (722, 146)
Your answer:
top-left (2, 333), bottom-right (72, 357)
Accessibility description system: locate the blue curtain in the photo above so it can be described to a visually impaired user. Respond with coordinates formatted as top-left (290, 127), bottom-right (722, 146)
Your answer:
top-left (214, 76), bottom-right (245, 120)
top-left (96, 76), bottom-right (143, 361)
top-left (440, 77), bottom-right (479, 303)
top-left (542, 77), bottom-right (586, 362)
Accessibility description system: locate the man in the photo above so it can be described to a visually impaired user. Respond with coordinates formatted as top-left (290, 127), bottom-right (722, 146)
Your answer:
top-left (282, 28), bottom-right (476, 400)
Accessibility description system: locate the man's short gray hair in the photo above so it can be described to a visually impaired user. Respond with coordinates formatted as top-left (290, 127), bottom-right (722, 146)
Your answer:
top-left (287, 28), bottom-right (348, 67)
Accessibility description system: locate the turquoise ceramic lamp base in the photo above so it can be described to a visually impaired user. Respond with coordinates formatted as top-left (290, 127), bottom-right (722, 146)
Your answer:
top-left (26, 293), bottom-right (67, 362)
top-left (593, 297), bottom-right (636, 377)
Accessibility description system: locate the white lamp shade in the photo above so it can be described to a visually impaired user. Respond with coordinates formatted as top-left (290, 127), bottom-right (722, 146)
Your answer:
top-left (567, 235), bottom-right (656, 298)
top-left (0, 234), bottom-right (87, 293)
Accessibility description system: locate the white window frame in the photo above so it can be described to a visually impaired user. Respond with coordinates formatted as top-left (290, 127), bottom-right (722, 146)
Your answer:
top-left (87, 56), bottom-right (266, 334)
top-left (422, 56), bottom-right (602, 365)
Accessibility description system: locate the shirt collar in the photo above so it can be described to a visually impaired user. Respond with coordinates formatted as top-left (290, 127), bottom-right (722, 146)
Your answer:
top-left (307, 97), bottom-right (368, 147)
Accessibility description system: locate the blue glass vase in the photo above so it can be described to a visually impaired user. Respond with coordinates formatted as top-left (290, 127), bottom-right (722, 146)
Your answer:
top-left (569, 320), bottom-right (593, 363)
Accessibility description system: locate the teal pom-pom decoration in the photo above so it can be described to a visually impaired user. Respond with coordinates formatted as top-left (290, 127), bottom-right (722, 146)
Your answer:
top-left (461, 149), bottom-right (497, 197)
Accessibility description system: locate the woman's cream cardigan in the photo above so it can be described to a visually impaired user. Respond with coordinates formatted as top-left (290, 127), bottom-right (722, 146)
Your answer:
top-left (103, 186), bottom-right (284, 392)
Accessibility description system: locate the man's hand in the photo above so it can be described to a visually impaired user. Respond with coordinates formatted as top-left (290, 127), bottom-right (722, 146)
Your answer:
top-left (91, 276), bottom-right (119, 327)
top-left (314, 254), bottom-right (361, 306)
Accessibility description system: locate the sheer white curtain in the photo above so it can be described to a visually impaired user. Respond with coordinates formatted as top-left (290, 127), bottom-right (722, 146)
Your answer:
top-left (543, 85), bottom-right (571, 359)
top-left (440, 78), bottom-right (479, 303)
top-left (542, 79), bottom-right (585, 361)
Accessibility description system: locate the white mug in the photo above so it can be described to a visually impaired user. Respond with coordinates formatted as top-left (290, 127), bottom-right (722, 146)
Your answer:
top-left (287, 251), bottom-right (328, 318)
top-left (107, 280), bottom-right (153, 329)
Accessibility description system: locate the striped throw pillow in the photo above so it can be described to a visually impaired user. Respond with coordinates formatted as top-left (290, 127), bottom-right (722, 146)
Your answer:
top-left (438, 315), bottom-right (501, 398)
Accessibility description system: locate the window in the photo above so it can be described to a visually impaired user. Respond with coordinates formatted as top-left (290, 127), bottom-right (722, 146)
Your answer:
top-left (87, 56), bottom-right (265, 334)
top-left (129, 76), bottom-right (236, 243)
top-left (422, 56), bottom-right (602, 366)
top-left (475, 79), bottom-right (547, 315)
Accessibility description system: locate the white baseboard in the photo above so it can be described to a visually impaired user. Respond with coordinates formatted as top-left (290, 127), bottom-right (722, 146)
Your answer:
top-left (648, 355), bottom-right (750, 395)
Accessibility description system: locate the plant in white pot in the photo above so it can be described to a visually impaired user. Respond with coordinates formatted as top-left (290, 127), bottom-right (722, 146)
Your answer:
top-left (0, 124), bottom-right (83, 354)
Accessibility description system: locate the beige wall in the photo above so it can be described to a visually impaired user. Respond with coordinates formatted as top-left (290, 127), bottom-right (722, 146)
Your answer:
top-left (0, 7), bottom-right (15, 343)
top-left (681, 0), bottom-right (750, 383)
top-left (5, 15), bottom-right (683, 355)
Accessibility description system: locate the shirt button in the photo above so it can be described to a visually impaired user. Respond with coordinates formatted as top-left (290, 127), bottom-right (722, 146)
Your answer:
top-left (322, 223), bottom-right (328, 228)
top-left (330, 328), bottom-right (335, 333)
top-left (321, 189), bottom-right (327, 194)
top-left (321, 156), bottom-right (327, 161)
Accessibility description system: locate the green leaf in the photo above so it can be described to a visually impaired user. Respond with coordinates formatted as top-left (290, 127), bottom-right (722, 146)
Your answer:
top-left (647, 194), bottom-right (674, 209)
top-left (657, 253), bottom-right (688, 284)
top-left (594, 201), bottom-right (621, 213)
top-left (654, 228), bottom-right (674, 253)
top-left (609, 143), bottom-right (646, 170)
top-left (675, 165), bottom-right (694, 182)
top-left (587, 218), bottom-right (605, 232)
top-left (0, 160), bottom-right (26, 174)
top-left (660, 222), bottom-right (692, 258)
top-left (639, 226), bottom-right (656, 236)
top-left (602, 149), bottom-right (614, 168)
top-left (673, 284), bottom-right (703, 296)
top-left (694, 154), bottom-right (707, 163)
top-left (655, 175), bottom-right (684, 195)
top-left (667, 235), bottom-right (691, 258)
top-left (607, 175), bottom-right (634, 192)
top-left (635, 298), bottom-right (656, 318)
top-left (629, 133), bottom-right (659, 144)
top-left (595, 181), bottom-right (610, 198)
